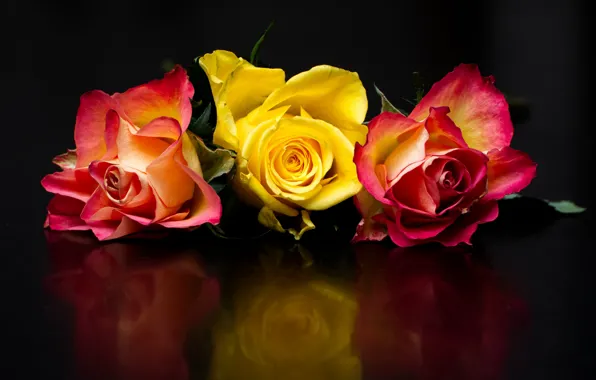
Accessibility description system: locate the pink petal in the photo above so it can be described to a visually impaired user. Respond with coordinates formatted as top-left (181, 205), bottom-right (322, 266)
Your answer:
top-left (113, 66), bottom-right (194, 131)
top-left (409, 64), bottom-right (513, 152)
top-left (103, 109), bottom-right (120, 160)
top-left (74, 90), bottom-right (120, 167)
top-left (485, 146), bottom-right (537, 201)
top-left (354, 112), bottom-right (420, 200)
top-left (87, 216), bottom-right (145, 241)
top-left (393, 207), bottom-right (454, 241)
top-left (386, 200), bottom-right (499, 247)
top-left (41, 168), bottom-right (98, 202)
top-left (45, 195), bottom-right (90, 231)
top-left (435, 201), bottom-right (499, 246)
top-left (352, 189), bottom-right (388, 243)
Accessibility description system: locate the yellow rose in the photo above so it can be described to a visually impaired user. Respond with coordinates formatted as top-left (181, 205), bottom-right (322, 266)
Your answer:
top-left (207, 247), bottom-right (361, 380)
top-left (199, 50), bottom-right (368, 238)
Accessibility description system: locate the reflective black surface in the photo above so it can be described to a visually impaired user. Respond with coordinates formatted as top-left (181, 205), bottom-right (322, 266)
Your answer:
top-left (42, 231), bottom-right (524, 380)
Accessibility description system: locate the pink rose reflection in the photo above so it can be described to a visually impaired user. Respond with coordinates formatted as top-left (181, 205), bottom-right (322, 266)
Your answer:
top-left (45, 231), bottom-right (220, 380)
top-left (354, 244), bottom-right (527, 380)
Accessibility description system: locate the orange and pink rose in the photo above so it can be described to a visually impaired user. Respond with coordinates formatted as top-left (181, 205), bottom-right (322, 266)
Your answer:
top-left (353, 64), bottom-right (537, 246)
top-left (41, 67), bottom-right (221, 240)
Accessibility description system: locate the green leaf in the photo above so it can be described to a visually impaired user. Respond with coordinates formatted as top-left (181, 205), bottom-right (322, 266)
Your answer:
top-left (503, 193), bottom-right (522, 200)
top-left (250, 21), bottom-right (274, 66)
top-left (188, 103), bottom-right (213, 138)
top-left (374, 84), bottom-right (406, 116)
top-left (413, 71), bottom-right (425, 103)
top-left (187, 130), bottom-right (236, 183)
top-left (546, 200), bottom-right (586, 214)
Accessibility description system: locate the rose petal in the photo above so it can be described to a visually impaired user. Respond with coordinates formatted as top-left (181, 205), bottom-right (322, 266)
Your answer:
top-left (116, 116), bottom-right (172, 173)
top-left (434, 200), bottom-right (499, 246)
top-left (272, 117), bottom-right (362, 210)
top-left (199, 50), bottom-right (244, 96)
top-left (386, 200), bottom-right (499, 247)
top-left (389, 164), bottom-right (437, 214)
top-left (354, 112), bottom-right (420, 201)
top-left (484, 146), bottom-right (537, 201)
top-left (409, 64), bottom-right (513, 152)
top-left (424, 107), bottom-right (468, 150)
top-left (261, 65), bottom-right (368, 145)
top-left (201, 53), bottom-right (285, 151)
top-left (74, 90), bottom-right (120, 167)
top-left (87, 216), bottom-right (145, 241)
top-left (45, 195), bottom-right (89, 231)
top-left (352, 189), bottom-right (388, 243)
top-left (41, 168), bottom-right (97, 202)
top-left (103, 110), bottom-right (120, 160)
top-left (146, 137), bottom-right (195, 209)
top-left (113, 65), bottom-right (194, 131)
top-left (157, 157), bottom-right (222, 228)
top-left (384, 125), bottom-right (429, 182)
top-left (443, 148), bottom-right (489, 193)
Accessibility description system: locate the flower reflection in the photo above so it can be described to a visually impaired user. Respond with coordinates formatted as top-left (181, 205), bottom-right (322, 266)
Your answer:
top-left (209, 244), bottom-right (361, 380)
top-left (45, 231), bottom-right (220, 380)
top-left (354, 244), bottom-right (526, 380)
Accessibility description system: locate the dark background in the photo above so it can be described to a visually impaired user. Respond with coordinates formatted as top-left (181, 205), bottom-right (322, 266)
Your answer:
top-left (6, 0), bottom-right (595, 379)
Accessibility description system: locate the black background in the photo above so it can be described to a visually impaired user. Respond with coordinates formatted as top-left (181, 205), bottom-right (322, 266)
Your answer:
top-left (6, 0), bottom-right (595, 379)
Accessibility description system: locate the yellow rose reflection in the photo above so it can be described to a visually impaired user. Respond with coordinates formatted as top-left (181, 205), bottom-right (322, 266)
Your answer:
top-left (208, 246), bottom-right (361, 380)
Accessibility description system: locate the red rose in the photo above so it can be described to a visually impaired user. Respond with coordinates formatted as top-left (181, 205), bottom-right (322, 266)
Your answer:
top-left (353, 65), bottom-right (536, 246)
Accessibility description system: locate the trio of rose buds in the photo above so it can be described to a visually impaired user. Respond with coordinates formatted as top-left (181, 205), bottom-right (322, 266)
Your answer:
top-left (42, 50), bottom-right (536, 246)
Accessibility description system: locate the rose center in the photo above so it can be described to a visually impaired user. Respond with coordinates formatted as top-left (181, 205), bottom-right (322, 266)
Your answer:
top-left (104, 166), bottom-right (135, 203)
top-left (440, 171), bottom-right (455, 189)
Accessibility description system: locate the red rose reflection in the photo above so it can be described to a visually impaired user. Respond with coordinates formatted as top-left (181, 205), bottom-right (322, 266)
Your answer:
top-left (354, 245), bottom-right (527, 380)
top-left (45, 231), bottom-right (220, 380)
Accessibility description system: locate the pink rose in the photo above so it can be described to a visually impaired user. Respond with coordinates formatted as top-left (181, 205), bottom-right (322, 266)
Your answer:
top-left (353, 64), bottom-right (537, 246)
top-left (42, 67), bottom-right (221, 240)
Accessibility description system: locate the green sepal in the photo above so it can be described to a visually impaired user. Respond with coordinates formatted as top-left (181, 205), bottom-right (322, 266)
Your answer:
top-left (250, 21), bottom-right (274, 66)
top-left (374, 84), bottom-right (407, 116)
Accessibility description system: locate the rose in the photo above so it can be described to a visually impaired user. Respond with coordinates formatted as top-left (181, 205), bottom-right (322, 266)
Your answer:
top-left (199, 50), bottom-right (367, 238)
top-left (353, 64), bottom-right (537, 246)
top-left (41, 67), bottom-right (221, 240)
top-left (208, 251), bottom-right (360, 380)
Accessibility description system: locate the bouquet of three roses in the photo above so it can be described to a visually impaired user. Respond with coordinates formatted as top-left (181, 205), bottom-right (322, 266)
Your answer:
top-left (42, 34), bottom-right (583, 247)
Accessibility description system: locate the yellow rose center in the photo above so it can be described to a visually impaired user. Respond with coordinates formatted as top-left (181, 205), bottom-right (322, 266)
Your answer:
top-left (268, 138), bottom-right (324, 194)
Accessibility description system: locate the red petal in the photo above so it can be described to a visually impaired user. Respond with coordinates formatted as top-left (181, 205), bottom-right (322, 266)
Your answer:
top-left (485, 146), bottom-right (537, 201)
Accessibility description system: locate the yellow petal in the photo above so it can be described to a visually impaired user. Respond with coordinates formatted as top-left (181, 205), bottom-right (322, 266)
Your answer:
top-left (210, 61), bottom-right (285, 151)
top-left (271, 117), bottom-right (362, 210)
top-left (261, 65), bottom-right (368, 145)
top-left (257, 207), bottom-right (315, 240)
top-left (234, 158), bottom-right (298, 217)
top-left (235, 105), bottom-right (291, 150)
top-left (198, 50), bottom-right (243, 98)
